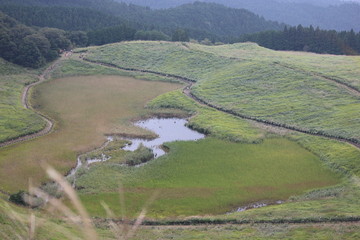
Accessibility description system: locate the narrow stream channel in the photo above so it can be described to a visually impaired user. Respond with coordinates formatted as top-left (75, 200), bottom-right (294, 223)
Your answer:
top-left (69, 118), bottom-right (205, 177)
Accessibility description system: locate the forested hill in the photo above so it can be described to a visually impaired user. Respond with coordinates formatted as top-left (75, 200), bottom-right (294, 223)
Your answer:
top-left (0, 0), bottom-right (138, 16)
top-left (120, 0), bottom-right (360, 32)
top-left (0, 5), bottom-right (133, 31)
top-left (0, 0), bottom-right (284, 41)
top-left (141, 2), bottom-right (284, 38)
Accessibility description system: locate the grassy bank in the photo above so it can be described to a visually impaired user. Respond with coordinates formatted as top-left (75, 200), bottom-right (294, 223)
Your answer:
top-left (128, 223), bottom-right (360, 240)
top-left (1, 192), bottom-right (359, 240)
top-left (0, 58), bottom-right (45, 143)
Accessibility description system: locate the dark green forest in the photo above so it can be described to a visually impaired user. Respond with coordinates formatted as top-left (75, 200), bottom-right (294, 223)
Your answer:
top-left (131, 2), bottom-right (285, 38)
top-left (0, 1), bottom-right (284, 41)
top-left (0, 12), bottom-right (75, 68)
top-left (236, 25), bottom-right (360, 55)
top-left (0, 5), bottom-right (129, 31)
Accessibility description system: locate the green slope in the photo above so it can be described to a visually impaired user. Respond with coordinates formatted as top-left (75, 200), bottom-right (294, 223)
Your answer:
top-left (85, 41), bottom-right (360, 143)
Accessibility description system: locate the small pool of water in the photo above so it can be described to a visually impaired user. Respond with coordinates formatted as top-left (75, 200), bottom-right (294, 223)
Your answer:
top-left (123, 118), bottom-right (205, 158)
top-left (68, 118), bottom-right (205, 179)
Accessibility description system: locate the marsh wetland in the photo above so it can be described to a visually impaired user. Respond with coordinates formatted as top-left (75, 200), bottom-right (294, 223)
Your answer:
top-left (0, 41), bottom-right (359, 239)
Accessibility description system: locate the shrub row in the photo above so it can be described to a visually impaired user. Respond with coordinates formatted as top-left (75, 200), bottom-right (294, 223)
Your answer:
top-left (141, 216), bottom-right (360, 226)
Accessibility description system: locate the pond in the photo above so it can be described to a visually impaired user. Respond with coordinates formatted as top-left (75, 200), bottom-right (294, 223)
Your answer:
top-left (69, 117), bottom-right (205, 177)
top-left (123, 118), bottom-right (205, 158)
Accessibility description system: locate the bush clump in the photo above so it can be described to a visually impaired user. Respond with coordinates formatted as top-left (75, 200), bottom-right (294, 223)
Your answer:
top-left (125, 144), bottom-right (154, 166)
top-left (9, 191), bottom-right (26, 206)
top-left (9, 190), bottom-right (44, 208)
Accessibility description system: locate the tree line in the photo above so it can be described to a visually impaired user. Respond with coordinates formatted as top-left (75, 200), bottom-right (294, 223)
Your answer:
top-left (0, 12), bottom-right (74, 68)
top-left (0, 11), bottom-right (191, 68)
top-left (235, 25), bottom-right (360, 55)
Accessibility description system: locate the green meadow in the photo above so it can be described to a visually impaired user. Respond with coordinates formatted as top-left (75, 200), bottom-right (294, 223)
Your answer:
top-left (76, 137), bottom-right (340, 218)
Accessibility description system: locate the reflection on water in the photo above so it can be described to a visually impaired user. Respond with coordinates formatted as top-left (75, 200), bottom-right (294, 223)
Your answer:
top-left (123, 118), bottom-right (205, 158)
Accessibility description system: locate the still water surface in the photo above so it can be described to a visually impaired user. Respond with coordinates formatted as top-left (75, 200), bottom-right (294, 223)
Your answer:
top-left (123, 118), bottom-right (205, 157)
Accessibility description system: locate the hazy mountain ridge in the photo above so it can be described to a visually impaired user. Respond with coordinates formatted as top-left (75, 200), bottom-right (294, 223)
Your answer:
top-left (119, 0), bottom-right (360, 31)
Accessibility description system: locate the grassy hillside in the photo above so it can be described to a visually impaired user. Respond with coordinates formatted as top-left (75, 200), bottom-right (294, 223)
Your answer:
top-left (0, 58), bottom-right (45, 144)
top-left (85, 41), bottom-right (360, 143)
top-left (191, 43), bottom-right (360, 91)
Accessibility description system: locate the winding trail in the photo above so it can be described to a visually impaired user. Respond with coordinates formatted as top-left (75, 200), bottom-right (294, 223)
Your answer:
top-left (82, 57), bottom-right (360, 149)
top-left (0, 58), bottom-right (62, 149)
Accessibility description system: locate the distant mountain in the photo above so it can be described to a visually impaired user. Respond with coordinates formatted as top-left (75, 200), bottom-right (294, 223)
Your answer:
top-left (0, 0), bottom-right (285, 41)
top-left (119, 0), bottom-right (360, 31)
